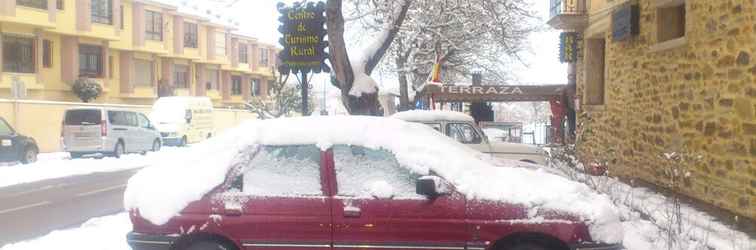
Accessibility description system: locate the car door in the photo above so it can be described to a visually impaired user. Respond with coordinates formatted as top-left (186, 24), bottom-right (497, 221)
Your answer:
top-left (216, 145), bottom-right (332, 250)
top-left (330, 145), bottom-right (469, 250)
top-left (0, 118), bottom-right (19, 162)
top-left (136, 113), bottom-right (153, 151)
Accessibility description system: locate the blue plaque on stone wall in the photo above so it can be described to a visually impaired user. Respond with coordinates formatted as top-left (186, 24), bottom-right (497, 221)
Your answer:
top-left (612, 3), bottom-right (640, 41)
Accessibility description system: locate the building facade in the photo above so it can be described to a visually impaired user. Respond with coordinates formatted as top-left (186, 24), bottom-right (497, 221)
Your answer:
top-left (0, 0), bottom-right (277, 107)
top-left (549, 0), bottom-right (755, 220)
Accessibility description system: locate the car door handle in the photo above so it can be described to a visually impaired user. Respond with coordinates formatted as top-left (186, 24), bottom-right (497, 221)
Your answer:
top-left (113, 128), bottom-right (128, 131)
top-left (343, 206), bottom-right (361, 218)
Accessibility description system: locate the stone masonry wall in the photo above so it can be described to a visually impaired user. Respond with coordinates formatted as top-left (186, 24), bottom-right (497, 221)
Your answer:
top-left (575, 0), bottom-right (755, 219)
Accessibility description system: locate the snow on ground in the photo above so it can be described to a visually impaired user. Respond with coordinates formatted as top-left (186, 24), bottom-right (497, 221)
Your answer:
top-left (0, 147), bottom-right (184, 188)
top-left (549, 150), bottom-right (756, 250)
top-left (0, 213), bottom-right (132, 250)
top-left (125, 116), bottom-right (622, 244)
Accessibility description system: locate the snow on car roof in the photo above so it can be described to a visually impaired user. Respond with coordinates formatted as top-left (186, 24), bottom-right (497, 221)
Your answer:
top-left (391, 110), bottom-right (475, 123)
top-left (124, 116), bottom-right (621, 243)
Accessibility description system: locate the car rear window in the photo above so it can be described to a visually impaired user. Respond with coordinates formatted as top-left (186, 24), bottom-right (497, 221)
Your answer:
top-left (65, 110), bottom-right (101, 125)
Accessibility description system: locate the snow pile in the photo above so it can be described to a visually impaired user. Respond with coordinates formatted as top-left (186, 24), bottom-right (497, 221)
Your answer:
top-left (551, 150), bottom-right (756, 249)
top-left (0, 151), bottom-right (161, 188)
top-left (124, 116), bottom-right (622, 244)
top-left (0, 213), bottom-right (131, 250)
top-left (391, 110), bottom-right (475, 122)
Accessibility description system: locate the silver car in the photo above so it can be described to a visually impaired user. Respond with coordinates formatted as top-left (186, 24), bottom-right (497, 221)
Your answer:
top-left (62, 108), bottom-right (162, 158)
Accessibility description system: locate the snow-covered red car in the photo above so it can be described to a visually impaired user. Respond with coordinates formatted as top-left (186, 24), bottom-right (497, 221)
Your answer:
top-left (391, 110), bottom-right (548, 165)
top-left (125, 116), bottom-right (622, 250)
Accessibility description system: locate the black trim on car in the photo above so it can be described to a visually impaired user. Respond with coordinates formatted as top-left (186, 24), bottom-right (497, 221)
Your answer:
top-left (127, 232), bottom-right (177, 250)
top-left (569, 242), bottom-right (624, 250)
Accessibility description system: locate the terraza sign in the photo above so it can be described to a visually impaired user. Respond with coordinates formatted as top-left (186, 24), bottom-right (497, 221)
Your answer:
top-left (442, 85), bottom-right (525, 95)
top-left (426, 84), bottom-right (566, 102)
top-left (277, 1), bottom-right (329, 74)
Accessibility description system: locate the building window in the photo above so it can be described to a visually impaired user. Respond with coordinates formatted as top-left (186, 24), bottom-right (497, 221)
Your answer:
top-left (134, 59), bottom-right (153, 86)
top-left (43, 39), bottom-right (53, 68)
top-left (238, 44), bottom-right (248, 64)
top-left (145, 10), bottom-right (163, 41)
top-left (16, 0), bottom-right (46, 9)
top-left (2, 35), bottom-right (35, 73)
top-left (56, 0), bottom-right (63, 10)
top-left (251, 79), bottom-right (260, 96)
top-left (174, 64), bottom-right (189, 89)
top-left (231, 76), bottom-right (242, 95)
top-left (184, 22), bottom-right (198, 48)
top-left (657, 1), bottom-right (685, 43)
top-left (91, 0), bottom-right (113, 25)
top-left (259, 48), bottom-right (269, 66)
top-left (79, 44), bottom-right (103, 78)
top-left (584, 38), bottom-right (605, 105)
top-left (215, 32), bottom-right (226, 56)
top-left (206, 69), bottom-right (219, 90)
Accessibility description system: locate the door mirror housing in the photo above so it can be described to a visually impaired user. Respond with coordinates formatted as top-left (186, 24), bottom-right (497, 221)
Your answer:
top-left (416, 176), bottom-right (450, 198)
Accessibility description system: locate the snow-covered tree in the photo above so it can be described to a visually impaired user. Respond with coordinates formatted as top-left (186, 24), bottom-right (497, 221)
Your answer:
top-left (349, 0), bottom-right (538, 110)
top-left (245, 69), bottom-right (315, 119)
top-left (326, 0), bottom-right (411, 116)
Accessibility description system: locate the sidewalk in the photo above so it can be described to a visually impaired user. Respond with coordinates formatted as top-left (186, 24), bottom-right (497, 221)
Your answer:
top-left (547, 147), bottom-right (755, 250)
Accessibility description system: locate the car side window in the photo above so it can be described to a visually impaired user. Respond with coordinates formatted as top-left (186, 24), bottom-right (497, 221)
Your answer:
top-left (422, 122), bottom-right (442, 132)
top-left (125, 112), bottom-right (139, 127)
top-left (446, 123), bottom-right (482, 144)
top-left (108, 111), bottom-right (125, 126)
top-left (333, 145), bottom-right (423, 199)
top-left (238, 145), bottom-right (322, 196)
top-left (137, 114), bottom-right (150, 129)
top-left (0, 119), bottom-right (13, 136)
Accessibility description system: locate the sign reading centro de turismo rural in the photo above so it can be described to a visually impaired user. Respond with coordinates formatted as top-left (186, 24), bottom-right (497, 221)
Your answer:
top-left (559, 32), bottom-right (579, 63)
top-left (277, 1), bottom-right (330, 74)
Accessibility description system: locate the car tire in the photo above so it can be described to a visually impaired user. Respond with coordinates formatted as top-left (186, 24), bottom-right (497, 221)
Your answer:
top-left (503, 243), bottom-right (548, 250)
top-left (185, 241), bottom-right (235, 250)
top-left (20, 147), bottom-right (38, 164)
top-left (113, 142), bottom-right (125, 158)
top-left (152, 139), bottom-right (161, 152)
top-left (70, 152), bottom-right (85, 159)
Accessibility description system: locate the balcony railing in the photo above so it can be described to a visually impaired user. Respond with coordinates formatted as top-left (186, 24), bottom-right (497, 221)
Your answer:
top-left (549, 0), bottom-right (586, 18)
top-left (547, 0), bottom-right (587, 29)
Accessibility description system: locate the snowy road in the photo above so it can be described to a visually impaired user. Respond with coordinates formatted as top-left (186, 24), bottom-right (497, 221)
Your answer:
top-left (0, 168), bottom-right (140, 245)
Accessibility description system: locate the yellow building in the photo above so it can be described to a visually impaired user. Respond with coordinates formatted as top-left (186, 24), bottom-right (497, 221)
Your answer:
top-left (0, 0), bottom-right (277, 107)
top-left (548, 0), bottom-right (755, 221)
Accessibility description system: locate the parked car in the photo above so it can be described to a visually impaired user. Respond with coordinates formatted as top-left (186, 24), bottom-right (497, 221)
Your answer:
top-left (392, 110), bottom-right (547, 165)
top-left (125, 116), bottom-right (622, 250)
top-left (150, 97), bottom-right (214, 146)
top-left (0, 117), bottom-right (38, 164)
top-left (61, 108), bottom-right (161, 158)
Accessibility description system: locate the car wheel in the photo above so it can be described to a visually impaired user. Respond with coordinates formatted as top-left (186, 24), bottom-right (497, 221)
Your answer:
top-left (20, 147), bottom-right (38, 164)
top-left (113, 142), bottom-right (125, 158)
top-left (185, 241), bottom-right (235, 250)
top-left (504, 243), bottom-right (548, 250)
top-left (70, 152), bottom-right (85, 159)
top-left (152, 139), bottom-right (161, 152)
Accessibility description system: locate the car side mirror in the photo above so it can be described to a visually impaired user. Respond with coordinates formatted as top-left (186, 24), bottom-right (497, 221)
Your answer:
top-left (416, 176), bottom-right (450, 198)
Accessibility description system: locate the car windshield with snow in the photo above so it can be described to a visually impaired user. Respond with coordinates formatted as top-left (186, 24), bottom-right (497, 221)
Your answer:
top-left (124, 116), bottom-right (622, 250)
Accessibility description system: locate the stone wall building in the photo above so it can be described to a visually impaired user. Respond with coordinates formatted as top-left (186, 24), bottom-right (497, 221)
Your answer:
top-left (548, 0), bottom-right (755, 220)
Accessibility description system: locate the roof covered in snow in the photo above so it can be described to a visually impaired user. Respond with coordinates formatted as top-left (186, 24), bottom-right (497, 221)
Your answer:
top-left (391, 110), bottom-right (475, 123)
top-left (124, 116), bottom-right (621, 244)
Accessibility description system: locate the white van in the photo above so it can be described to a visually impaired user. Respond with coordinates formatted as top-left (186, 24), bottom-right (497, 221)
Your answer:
top-left (62, 108), bottom-right (162, 158)
top-left (150, 97), bottom-right (214, 146)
